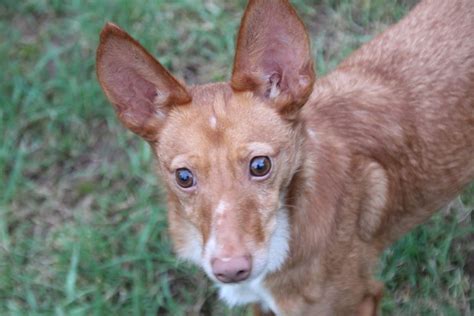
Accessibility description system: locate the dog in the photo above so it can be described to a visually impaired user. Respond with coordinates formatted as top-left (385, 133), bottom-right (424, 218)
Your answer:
top-left (96, 0), bottom-right (474, 314)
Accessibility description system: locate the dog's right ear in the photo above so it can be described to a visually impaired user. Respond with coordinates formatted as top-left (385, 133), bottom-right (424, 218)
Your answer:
top-left (96, 23), bottom-right (191, 141)
top-left (231, 0), bottom-right (315, 118)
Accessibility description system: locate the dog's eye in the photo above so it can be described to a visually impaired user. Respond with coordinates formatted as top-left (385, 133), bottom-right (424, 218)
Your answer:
top-left (250, 156), bottom-right (272, 177)
top-left (176, 168), bottom-right (194, 188)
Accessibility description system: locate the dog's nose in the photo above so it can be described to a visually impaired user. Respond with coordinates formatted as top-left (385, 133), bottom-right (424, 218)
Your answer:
top-left (212, 256), bottom-right (252, 283)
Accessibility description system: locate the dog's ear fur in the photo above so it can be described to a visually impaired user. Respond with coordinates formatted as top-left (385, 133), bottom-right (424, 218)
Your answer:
top-left (96, 23), bottom-right (191, 141)
top-left (231, 0), bottom-right (315, 118)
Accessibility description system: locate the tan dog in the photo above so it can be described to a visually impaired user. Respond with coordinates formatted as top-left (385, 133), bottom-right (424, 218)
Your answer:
top-left (96, 0), bottom-right (474, 314)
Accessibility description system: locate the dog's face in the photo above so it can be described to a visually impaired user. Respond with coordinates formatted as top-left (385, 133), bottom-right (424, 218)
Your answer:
top-left (157, 86), bottom-right (302, 283)
top-left (96, 0), bottom-right (315, 285)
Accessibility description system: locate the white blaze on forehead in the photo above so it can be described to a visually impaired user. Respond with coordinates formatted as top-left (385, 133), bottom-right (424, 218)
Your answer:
top-left (215, 199), bottom-right (228, 215)
top-left (209, 115), bottom-right (217, 129)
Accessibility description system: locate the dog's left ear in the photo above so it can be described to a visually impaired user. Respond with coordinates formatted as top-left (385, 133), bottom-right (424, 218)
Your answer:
top-left (231, 0), bottom-right (315, 118)
top-left (96, 23), bottom-right (191, 142)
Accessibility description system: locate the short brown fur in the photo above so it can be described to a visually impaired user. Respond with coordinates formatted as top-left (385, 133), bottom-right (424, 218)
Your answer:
top-left (96, 0), bottom-right (474, 314)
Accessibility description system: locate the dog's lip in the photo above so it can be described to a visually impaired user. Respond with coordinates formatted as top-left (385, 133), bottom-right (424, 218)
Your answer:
top-left (211, 274), bottom-right (258, 286)
top-left (214, 277), bottom-right (249, 285)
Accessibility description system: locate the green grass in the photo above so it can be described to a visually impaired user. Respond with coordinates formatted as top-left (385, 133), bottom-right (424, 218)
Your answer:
top-left (0, 0), bottom-right (472, 315)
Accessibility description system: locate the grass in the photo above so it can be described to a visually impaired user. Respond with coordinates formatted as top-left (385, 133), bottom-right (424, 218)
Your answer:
top-left (0, 0), bottom-right (472, 315)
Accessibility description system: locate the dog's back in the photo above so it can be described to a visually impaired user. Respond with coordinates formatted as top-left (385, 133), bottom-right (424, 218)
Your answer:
top-left (304, 0), bottom-right (474, 246)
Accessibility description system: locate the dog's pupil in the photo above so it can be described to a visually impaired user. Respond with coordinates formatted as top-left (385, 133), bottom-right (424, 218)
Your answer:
top-left (255, 160), bottom-right (265, 170)
top-left (250, 156), bottom-right (270, 177)
top-left (176, 169), bottom-right (193, 187)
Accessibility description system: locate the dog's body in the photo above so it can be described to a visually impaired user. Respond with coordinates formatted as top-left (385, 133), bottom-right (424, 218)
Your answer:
top-left (96, 0), bottom-right (474, 315)
top-left (260, 1), bottom-right (474, 314)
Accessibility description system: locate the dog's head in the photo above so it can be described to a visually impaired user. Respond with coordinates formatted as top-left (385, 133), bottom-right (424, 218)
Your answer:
top-left (96, 0), bottom-right (315, 285)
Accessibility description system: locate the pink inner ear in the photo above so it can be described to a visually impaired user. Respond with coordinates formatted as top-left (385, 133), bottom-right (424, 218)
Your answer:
top-left (231, 0), bottom-right (315, 113)
top-left (96, 23), bottom-right (191, 141)
top-left (103, 62), bottom-right (161, 123)
top-left (97, 53), bottom-right (168, 140)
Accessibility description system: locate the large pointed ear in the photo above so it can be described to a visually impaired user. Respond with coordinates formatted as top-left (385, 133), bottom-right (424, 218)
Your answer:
top-left (96, 23), bottom-right (191, 141)
top-left (231, 0), bottom-right (315, 117)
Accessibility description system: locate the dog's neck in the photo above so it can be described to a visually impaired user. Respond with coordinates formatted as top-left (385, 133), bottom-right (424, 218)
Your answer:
top-left (262, 75), bottom-right (395, 311)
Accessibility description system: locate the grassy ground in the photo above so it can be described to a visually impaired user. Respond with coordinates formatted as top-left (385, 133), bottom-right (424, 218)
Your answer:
top-left (0, 0), bottom-right (472, 315)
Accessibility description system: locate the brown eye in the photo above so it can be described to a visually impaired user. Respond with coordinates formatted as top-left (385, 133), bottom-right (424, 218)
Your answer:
top-left (250, 156), bottom-right (272, 178)
top-left (176, 168), bottom-right (194, 188)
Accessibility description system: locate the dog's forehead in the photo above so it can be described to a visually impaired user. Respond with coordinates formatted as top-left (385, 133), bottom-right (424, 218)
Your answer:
top-left (157, 83), bottom-right (291, 162)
